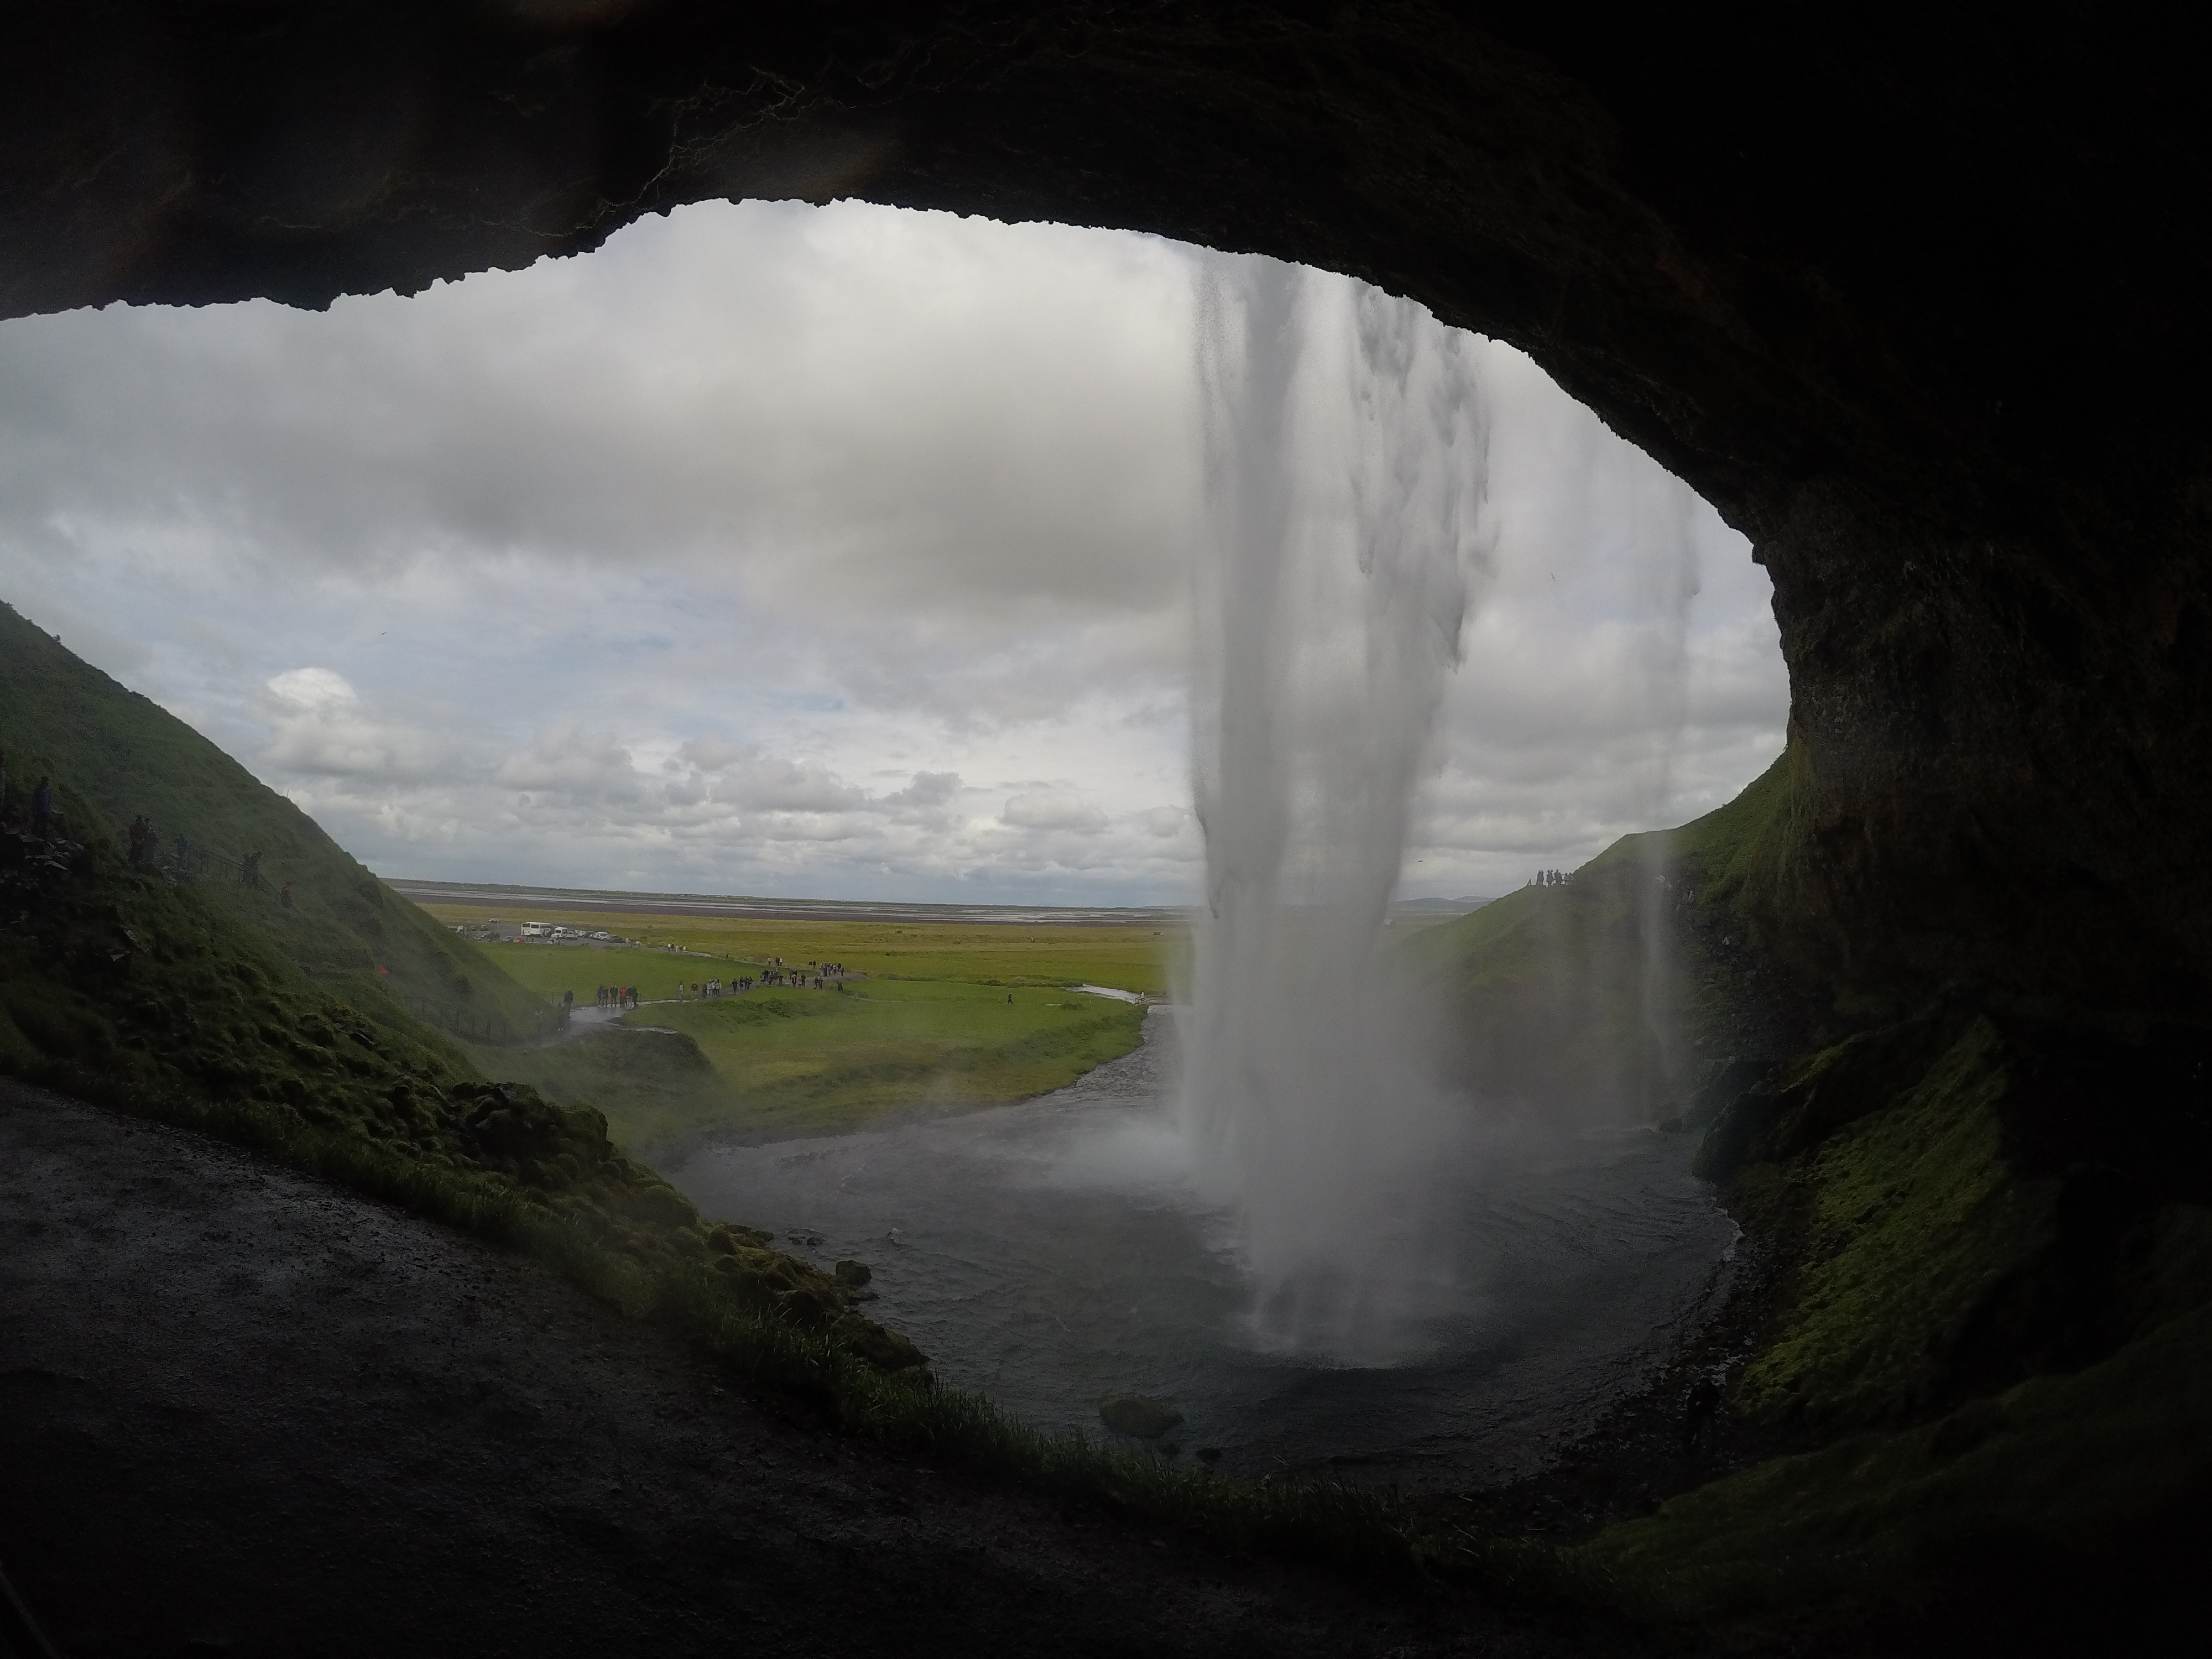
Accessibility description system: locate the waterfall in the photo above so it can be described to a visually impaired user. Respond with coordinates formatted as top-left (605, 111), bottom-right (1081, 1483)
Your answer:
top-left (1181, 257), bottom-right (1497, 1362)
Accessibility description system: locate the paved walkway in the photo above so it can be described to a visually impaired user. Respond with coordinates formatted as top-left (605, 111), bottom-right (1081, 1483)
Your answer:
top-left (0, 1082), bottom-right (1633, 1659)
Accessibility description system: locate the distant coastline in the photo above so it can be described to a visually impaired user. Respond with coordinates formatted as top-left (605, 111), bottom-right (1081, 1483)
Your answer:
top-left (387, 878), bottom-right (1494, 928)
top-left (387, 878), bottom-right (1184, 930)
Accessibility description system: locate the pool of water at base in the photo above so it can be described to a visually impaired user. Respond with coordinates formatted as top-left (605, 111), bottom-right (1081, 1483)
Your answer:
top-left (669, 1010), bottom-right (1738, 1491)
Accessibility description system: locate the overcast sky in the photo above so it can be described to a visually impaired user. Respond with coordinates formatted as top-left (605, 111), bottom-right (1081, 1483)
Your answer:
top-left (0, 200), bottom-right (1787, 905)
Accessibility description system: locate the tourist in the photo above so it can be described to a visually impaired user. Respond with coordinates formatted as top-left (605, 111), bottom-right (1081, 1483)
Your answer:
top-left (30, 776), bottom-right (51, 839)
top-left (279, 882), bottom-right (294, 909)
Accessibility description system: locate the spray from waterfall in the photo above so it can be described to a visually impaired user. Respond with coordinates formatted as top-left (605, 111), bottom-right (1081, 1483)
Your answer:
top-left (1180, 257), bottom-right (1496, 1362)
top-left (1624, 469), bottom-right (1702, 1102)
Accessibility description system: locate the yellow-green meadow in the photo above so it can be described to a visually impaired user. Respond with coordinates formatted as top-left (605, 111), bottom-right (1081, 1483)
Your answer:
top-left (426, 906), bottom-right (1180, 1152)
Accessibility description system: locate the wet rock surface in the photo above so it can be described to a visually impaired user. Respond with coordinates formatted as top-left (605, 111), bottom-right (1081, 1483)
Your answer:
top-left (0, 1081), bottom-right (1643, 1659)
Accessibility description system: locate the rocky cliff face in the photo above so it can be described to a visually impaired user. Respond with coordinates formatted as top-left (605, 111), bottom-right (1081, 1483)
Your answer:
top-left (8, 2), bottom-right (2205, 1023)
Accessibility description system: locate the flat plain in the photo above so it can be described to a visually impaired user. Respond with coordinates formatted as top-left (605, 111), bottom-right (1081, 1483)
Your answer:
top-left (422, 905), bottom-right (1180, 1149)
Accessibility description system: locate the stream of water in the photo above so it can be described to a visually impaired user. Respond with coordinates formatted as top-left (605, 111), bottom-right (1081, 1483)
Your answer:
top-left (671, 1010), bottom-right (1735, 1491)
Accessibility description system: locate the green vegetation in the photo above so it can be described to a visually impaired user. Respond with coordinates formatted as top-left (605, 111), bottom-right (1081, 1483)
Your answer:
top-left (1392, 748), bottom-right (2212, 1632)
top-left (416, 901), bottom-right (1178, 994)
top-left (0, 604), bottom-right (546, 1046)
top-left (1395, 829), bottom-right (1695, 1117)
top-left (454, 930), bottom-right (1156, 1152)
top-left (471, 1025), bottom-right (745, 1164)
top-left (472, 942), bottom-right (764, 1007)
top-left (633, 978), bottom-right (1147, 1144)
top-left (0, 601), bottom-right (920, 1378)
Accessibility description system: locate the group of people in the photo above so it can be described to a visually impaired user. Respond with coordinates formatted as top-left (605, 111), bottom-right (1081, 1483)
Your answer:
top-left (756, 959), bottom-right (847, 990)
top-left (593, 984), bottom-right (639, 1010)
top-left (675, 977), bottom-right (755, 999)
top-left (1531, 867), bottom-right (1574, 888)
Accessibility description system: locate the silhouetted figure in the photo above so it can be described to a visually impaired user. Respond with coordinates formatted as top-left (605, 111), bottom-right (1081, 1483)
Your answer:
top-left (30, 777), bottom-right (52, 839)
top-left (242, 849), bottom-right (262, 888)
top-left (279, 883), bottom-right (294, 909)
top-left (1682, 1375), bottom-right (1723, 1455)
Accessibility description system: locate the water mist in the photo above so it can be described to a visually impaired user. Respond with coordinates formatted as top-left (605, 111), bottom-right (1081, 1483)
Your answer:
top-left (1181, 258), bottom-right (1497, 1363)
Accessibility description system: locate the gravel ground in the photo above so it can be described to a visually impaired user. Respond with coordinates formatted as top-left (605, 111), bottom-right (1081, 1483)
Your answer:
top-left (0, 1081), bottom-right (1648, 1659)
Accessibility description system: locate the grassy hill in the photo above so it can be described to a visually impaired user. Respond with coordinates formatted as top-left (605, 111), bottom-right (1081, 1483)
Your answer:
top-left (0, 602), bottom-right (544, 1045)
top-left (1406, 750), bottom-right (2212, 1630)
top-left (0, 601), bottom-right (921, 1376)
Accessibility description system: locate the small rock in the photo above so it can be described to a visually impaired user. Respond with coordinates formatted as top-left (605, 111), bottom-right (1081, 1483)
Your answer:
top-left (833, 1259), bottom-right (873, 1288)
top-left (1194, 1447), bottom-right (1223, 1465)
top-left (1098, 1394), bottom-right (1183, 1439)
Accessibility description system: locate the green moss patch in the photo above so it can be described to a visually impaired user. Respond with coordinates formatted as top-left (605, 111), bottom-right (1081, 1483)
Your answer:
top-left (1573, 1295), bottom-right (2212, 1626)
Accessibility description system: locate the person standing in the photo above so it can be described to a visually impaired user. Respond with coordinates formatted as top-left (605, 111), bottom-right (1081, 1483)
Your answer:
top-left (30, 776), bottom-right (51, 839)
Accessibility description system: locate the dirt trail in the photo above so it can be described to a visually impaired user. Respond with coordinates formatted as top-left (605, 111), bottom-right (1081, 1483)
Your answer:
top-left (0, 1082), bottom-right (1635, 1659)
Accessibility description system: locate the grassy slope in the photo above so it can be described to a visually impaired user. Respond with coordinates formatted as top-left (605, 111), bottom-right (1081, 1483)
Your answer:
top-left (0, 603), bottom-right (545, 1044)
top-left (1412, 750), bottom-right (2212, 1629)
top-left (633, 980), bottom-right (1146, 1142)
top-left (1398, 822), bottom-right (1721, 1119)
top-left (0, 601), bottom-right (920, 1374)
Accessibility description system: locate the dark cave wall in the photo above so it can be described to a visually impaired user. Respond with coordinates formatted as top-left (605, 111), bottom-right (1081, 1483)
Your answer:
top-left (6, 0), bottom-right (2209, 1019)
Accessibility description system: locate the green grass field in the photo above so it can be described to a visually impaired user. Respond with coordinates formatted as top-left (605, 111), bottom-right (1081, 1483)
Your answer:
top-left (457, 927), bottom-right (1161, 1148)
top-left (637, 979), bottom-right (1146, 1140)
top-left (420, 905), bottom-right (1178, 994)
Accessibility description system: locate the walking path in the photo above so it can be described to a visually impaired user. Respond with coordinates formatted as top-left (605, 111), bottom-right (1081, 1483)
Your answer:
top-left (0, 1082), bottom-right (1630, 1659)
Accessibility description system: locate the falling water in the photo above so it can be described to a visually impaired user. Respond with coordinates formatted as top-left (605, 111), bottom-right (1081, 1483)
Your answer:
top-left (1181, 258), bottom-right (1498, 1362)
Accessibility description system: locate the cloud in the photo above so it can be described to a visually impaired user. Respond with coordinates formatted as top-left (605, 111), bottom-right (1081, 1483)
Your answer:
top-left (495, 727), bottom-right (644, 800)
top-left (0, 200), bottom-right (1787, 902)
top-left (886, 770), bottom-right (962, 808)
top-left (258, 666), bottom-right (471, 782)
top-left (267, 667), bottom-right (357, 711)
top-left (1003, 789), bottom-right (1109, 833)
top-left (713, 755), bottom-right (869, 815)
